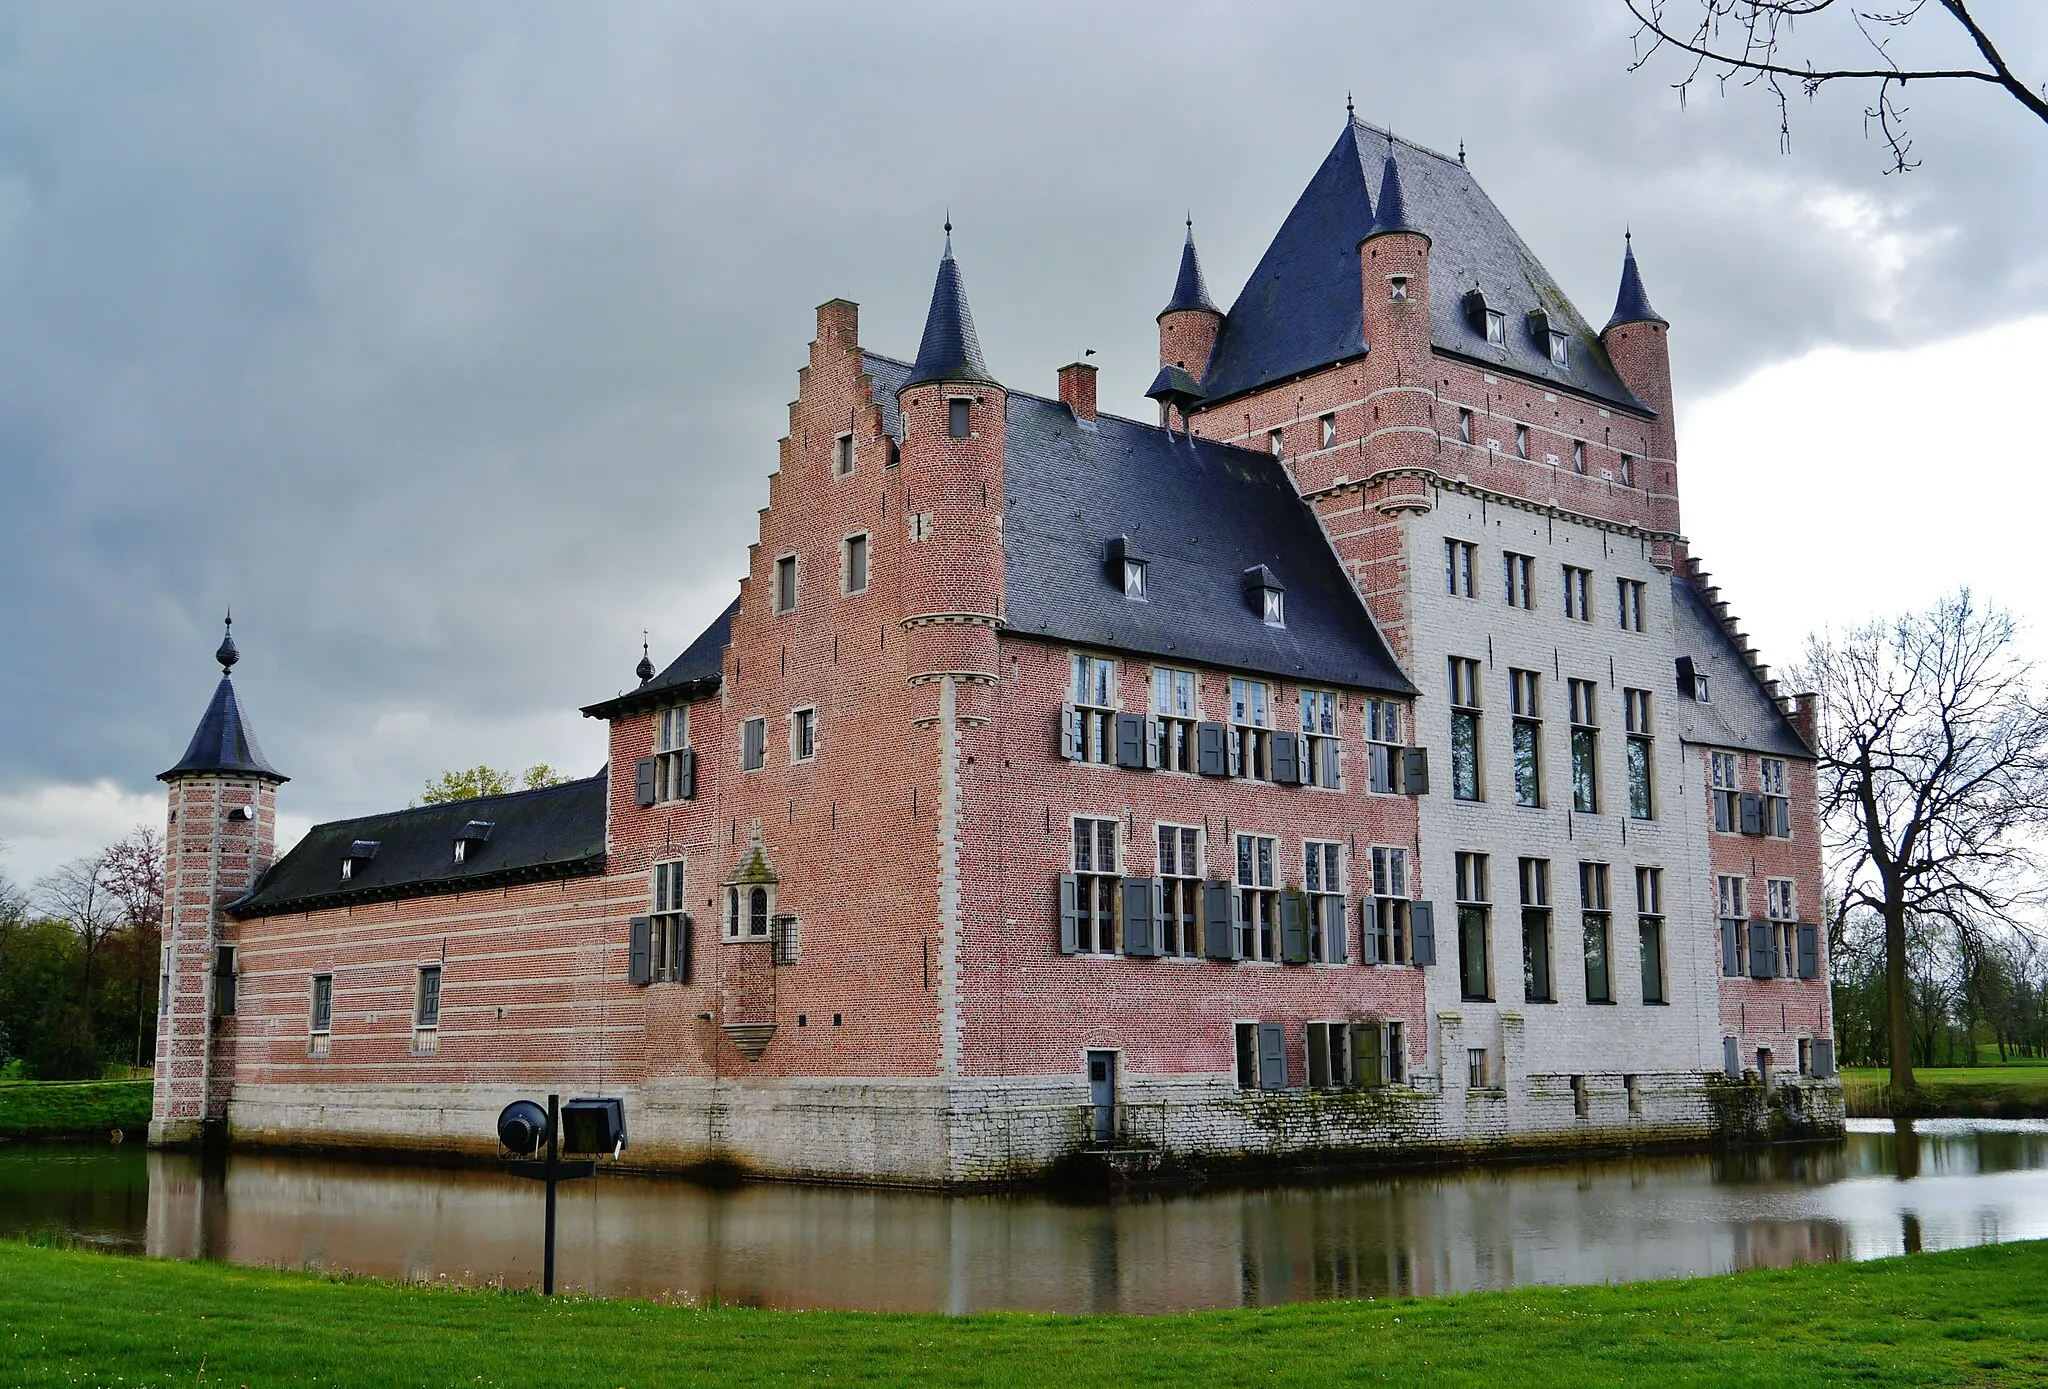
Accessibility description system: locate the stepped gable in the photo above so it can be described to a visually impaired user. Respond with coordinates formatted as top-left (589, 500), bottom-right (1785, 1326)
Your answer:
top-left (1668, 564), bottom-right (1812, 759)
top-left (1197, 119), bottom-right (1646, 413)
top-left (582, 597), bottom-right (737, 720)
top-left (865, 351), bottom-right (1412, 695)
top-left (229, 774), bottom-right (607, 917)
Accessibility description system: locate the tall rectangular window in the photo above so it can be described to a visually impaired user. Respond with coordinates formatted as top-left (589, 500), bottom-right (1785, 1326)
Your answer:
top-left (1229, 677), bottom-right (1272, 781)
top-left (1511, 668), bottom-right (1542, 808)
top-left (1513, 423), bottom-right (1529, 458)
top-left (415, 965), bottom-right (442, 1029)
top-left (1571, 439), bottom-right (1586, 472)
top-left (1445, 539), bottom-right (1477, 598)
top-left (1157, 824), bottom-right (1203, 958)
top-left (309, 974), bottom-right (333, 1033)
top-left (1710, 751), bottom-right (1741, 832)
top-left (1268, 428), bottom-right (1283, 457)
top-left (834, 432), bottom-right (854, 476)
top-left (1569, 678), bottom-right (1599, 813)
top-left (1235, 833), bottom-right (1278, 961)
top-left (774, 554), bottom-right (798, 614)
top-left (1299, 688), bottom-right (1341, 789)
top-left (1304, 840), bottom-right (1344, 963)
top-left (1457, 408), bottom-right (1473, 444)
top-left (1069, 654), bottom-right (1118, 765)
top-left (1071, 817), bottom-right (1119, 955)
top-left (1520, 858), bottom-right (1553, 1003)
top-left (1767, 877), bottom-right (1797, 977)
top-left (1366, 698), bottom-right (1403, 794)
top-left (1235, 1022), bottom-right (1258, 1089)
top-left (948, 398), bottom-right (970, 438)
top-left (1152, 667), bottom-right (1197, 772)
top-left (1320, 413), bottom-right (1336, 448)
top-left (1504, 553), bottom-right (1535, 609)
top-left (1624, 688), bottom-right (1653, 821)
top-left (1371, 846), bottom-right (1410, 965)
top-left (791, 707), bottom-right (817, 763)
top-left (1306, 1021), bottom-right (1352, 1088)
top-left (741, 716), bottom-right (766, 771)
top-left (652, 860), bottom-right (688, 983)
top-left (1619, 453), bottom-right (1635, 486)
top-left (1456, 852), bottom-right (1492, 1002)
top-left (1562, 565), bottom-right (1592, 622)
top-left (1637, 866), bottom-right (1665, 1004)
top-left (1617, 578), bottom-right (1646, 632)
top-left (655, 706), bottom-right (692, 802)
top-left (1449, 657), bottom-right (1482, 801)
top-left (1580, 862), bottom-right (1612, 1004)
top-left (1718, 874), bottom-right (1747, 978)
top-left (1760, 757), bottom-right (1792, 837)
top-left (843, 533), bottom-right (869, 594)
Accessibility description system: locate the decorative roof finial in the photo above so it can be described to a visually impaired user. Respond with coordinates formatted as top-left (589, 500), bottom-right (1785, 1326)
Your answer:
top-left (1458, 140), bottom-right (1466, 166)
top-left (1346, 91), bottom-right (1354, 119)
top-left (215, 610), bottom-right (239, 674)
top-left (636, 630), bottom-right (655, 684)
top-left (943, 210), bottom-right (953, 258)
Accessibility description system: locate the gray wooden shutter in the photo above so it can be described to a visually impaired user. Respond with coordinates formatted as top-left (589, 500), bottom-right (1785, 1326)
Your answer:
top-left (1796, 923), bottom-right (1819, 979)
top-left (1121, 877), bottom-right (1157, 957)
top-left (1271, 731), bottom-right (1300, 785)
top-left (1675, 656), bottom-right (1697, 698)
top-left (678, 748), bottom-right (696, 800)
top-left (1403, 747), bottom-right (1429, 795)
top-left (1355, 1022), bottom-right (1382, 1087)
top-left (674, 915), bottom-right (693, 985)
top-left (1144, 715), bottom-right (1162, 770)
top-left (1058, 873), bottom-right (1081, 954)
top-left (628, 916), bottom-right (652, 986)
top-left (1723, 1035), bottom-right (1741, 1078)
top-left (1739, 793), bottom-right (1763, 836)
top-left (633, 757), bottom-right (657, 808)
top-left (1058, 704), bottom-right (1079, 760)
top-left (1323, 739), bottom-right (1342, 789)
top-left (1279, 891), bottom-right (1308, 963)
top-left (1115, 713), bottom-right (1147, 769)
top-left (1203, 880), bottom-right (1235, 959)
top-left (1410, 901), bottom-right (1436, 966)
top-left (1813, 1038), bottom-right (1835, 1078)
top-left (1306, 1025), bottom-right (1330, 1089)
top-left (1748, 919), bottom-right (1774, 978)
top-left (1328, 898), bottom-right (1349, 965)
top-left (1360, 898), bottom-right (1380, 964)
top-left (1721, 920), bottom-right (1741, 977)
top-left (1774, 799), bottom-right (1791, 837)
top-left (1196, 722), bottom-right (1228, 777)
top-left (1257, 1022), bottom-right (1288, 1090)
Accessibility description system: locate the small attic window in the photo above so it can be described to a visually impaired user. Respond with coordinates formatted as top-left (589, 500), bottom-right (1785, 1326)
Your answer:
top-left (454, 820), bottom-right (494, 864)
top-left (1244, 565), bottom-right (1285, 628)
top-left (341, 840), bottom-right (379, 882)
top-left (1388, 275), bottom-right (1409, 302)
top-left (1106, 536), bottom-right (1147, 601)
top-left (1124, 560), bottom-right (1147, 600)
top-left (1485, 311), bottom-right (1506, 347)
top-left (947, 399), bottom-right (970, 438)
top-left (1263, 589), bottom-right (1285, 627)
top-left (1549, 331), bottom-right (1570, 368)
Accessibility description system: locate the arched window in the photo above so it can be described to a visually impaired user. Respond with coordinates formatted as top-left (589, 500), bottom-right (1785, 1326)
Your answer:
top-left (749, 887), bottom-right (770, 937)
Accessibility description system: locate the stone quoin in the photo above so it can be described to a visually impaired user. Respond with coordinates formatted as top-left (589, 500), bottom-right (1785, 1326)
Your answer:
top-left (151, 117), bottom-right (1840, 1185)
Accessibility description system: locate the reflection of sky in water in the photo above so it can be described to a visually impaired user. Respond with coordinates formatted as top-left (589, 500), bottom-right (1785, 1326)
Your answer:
top-left (4, 1119), bottom-right (2047, 1315)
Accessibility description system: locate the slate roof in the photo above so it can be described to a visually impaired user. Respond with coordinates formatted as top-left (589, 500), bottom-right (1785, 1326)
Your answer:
top-left (1195, 120), bottom-right (1647, 414)
top-left (1605, 236), bottom-right (1666, 331)
top-left (1160, 223), bottom-right (1219, 317)
top-left (160, 675), bottom-right (287, 783)
top-left (230, 774), bottom-right (607, 918)
top-left (1668, 575), bottom-right (1812, 759)
top-left (865, 351), bottom-right (1412, 695)
top-left (581, 598), bottom-right (736, 720)
top-left (904, 232), bottom-right (998, 389)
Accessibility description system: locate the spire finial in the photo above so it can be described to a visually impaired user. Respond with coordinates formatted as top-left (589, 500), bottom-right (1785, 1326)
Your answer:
top-left (635, 629), bottom-right (655, 684)
top-left (1458, 140), bottom-right (1466, 165)
top-left (215, 611), bottom-right (239, 674)
top-left (1346, 91), bottom-right (1354, 119)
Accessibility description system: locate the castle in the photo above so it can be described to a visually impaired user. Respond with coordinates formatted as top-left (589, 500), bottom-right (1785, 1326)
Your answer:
top-left (151, 118), bottom-right (1841, 1185)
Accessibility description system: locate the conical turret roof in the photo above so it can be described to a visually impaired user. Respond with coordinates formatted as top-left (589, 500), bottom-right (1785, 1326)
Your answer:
top-left (1605, 234), bottom-right (1667, 331)
top-left (904, 227), bottom-right (999, 390)
top-left (160, 622), bottom-right (286, 783)
top-left (1159, 220), bottom-right (1219, 317)
top-left (1365, 137), bottom-right (1422, 239)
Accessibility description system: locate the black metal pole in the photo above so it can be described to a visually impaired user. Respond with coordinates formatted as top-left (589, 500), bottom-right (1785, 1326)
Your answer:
top-left (543, 1092), bottom-right (558, 1297)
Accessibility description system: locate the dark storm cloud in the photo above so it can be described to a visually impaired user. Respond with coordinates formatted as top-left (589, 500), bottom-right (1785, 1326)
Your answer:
top-left (0, 1), bottom-right (2041, 862)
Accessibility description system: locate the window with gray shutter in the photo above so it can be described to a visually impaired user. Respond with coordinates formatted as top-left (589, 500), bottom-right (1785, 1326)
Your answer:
top-left (1279, 891), bottom-right (1308, 964)
top-left (634, 756), bottom-right (657, 807)
top-left (1796, 923), bottom-right (1819, 979)
top-left (678, 748), bottom-right (696, 800)
top-left (1813, 1038), bottom-right (1836, 1078)
top-left (1403, 747), bottom-right (1429, 795)
top-left (1257, 1022), bottom-right (1288, 1090)
top-left (1410, 901), bottom-right (1436, 966)
top-left (1354, 1022), bottom-right (1383, 1087)
top-left (1196, 722), bottom-right (1228, 777)
top-left (1115, 713), bottom-right (1147, 769)
top-left (742, 718), bottom-right (767, 771)
top-left (1748, 919), bottom-right (1775, 978)
top-left (1722, 1035), bottom-right (1741, 1078)
top-left (1739, 793), bottom-right (1763, 836)
top-left (1058, 873), bottom-right (1081, 954)
top-left (1143, 715), bottom-right (1162, 770)
top-left (1359, 899), bottom-right (1381, 964)
top-left (673, 916), bottom-right (693, 984)
top-left (1121, 877), bottom-right (1157, 957)
top-left (1202, 880), bottom-right (1235, 959)
top-left (628, 916), bottom-right (652, 986)
top-left (1058, 703), bottom-right (1079, 760)
top-left (1328, 898), bottom-right (1348, 965)
top-left (1271, 731), bottom-right (1300, 785)
top-left (1722, 919), bottom-right (1742, 977)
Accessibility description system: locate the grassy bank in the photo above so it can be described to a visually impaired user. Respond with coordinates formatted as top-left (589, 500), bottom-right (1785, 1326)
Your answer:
top-left (4, 1238), bottom-right (2046, 1387)
top-left (1842, 1064), bottom-right (2048, 1119)
top-left (0, 1080), bottom-right (152, 1140)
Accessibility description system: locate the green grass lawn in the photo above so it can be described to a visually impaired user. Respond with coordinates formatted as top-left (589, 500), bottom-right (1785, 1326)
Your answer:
top-left (4, 1237), bottom-right (2046, 1387)
top-left (0, 1080), bottom-right (152, 1139)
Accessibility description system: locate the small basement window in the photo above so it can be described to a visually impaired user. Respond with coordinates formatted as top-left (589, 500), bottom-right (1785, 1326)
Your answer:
top-left (947, 399), bottom-right (970, 438)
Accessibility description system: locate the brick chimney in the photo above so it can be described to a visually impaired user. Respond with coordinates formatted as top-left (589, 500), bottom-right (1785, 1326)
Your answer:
top-left (1789, 691), bottom-right (1819, 745)
top-left (1057, 361), bottom-right (1097, 422)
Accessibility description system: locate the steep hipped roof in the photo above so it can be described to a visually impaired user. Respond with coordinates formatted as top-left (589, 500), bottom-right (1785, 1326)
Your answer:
top-left (1668, 575), bottom-right (1812, 759)
top-left (1605, 235), bottom-right (1667, 331)
top-left (1159, 222), bottom-right (1220, 317)
top-left (903, 231), bottom-right (998, 390)
top-left (1196, 120), bottom-right (1647, 413)
top-left (582, 598), bottom-right (735, 720)
top-left (866, 352), bottom-right (1412, 694)
top-left (160, 674), bottom-right (286, 783)
top-left (230, 774), bottom-right (607, 917)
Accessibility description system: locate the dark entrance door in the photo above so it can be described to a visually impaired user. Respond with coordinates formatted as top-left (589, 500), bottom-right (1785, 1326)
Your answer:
top-left (1087, 1051), bottom-right (1116, 1143)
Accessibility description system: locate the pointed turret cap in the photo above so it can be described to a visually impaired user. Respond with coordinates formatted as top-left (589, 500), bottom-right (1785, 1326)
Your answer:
top-left (1364, 135), bottom-right (1423, 240)
top-left (1159, 219), bottom-right (1219, 318)
top-left (1604, 233), bottom-right (1666, 331)
top-left (160, 619), bottom-right (286, 783)
top-left (903, 224), bottom-right (999, 390)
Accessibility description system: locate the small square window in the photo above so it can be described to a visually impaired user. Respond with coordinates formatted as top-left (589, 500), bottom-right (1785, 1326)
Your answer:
top-left (843, 533), bottom-right (869, 594)
top-left (1319, 414), bottom-right (1335, 448)
top-left (833, 433), bottom-right (854, 476)
top-left (1389, 275), bottom-right (1409, 302)
top-left (1485, 311), bottom-right (1505, 346)
top-left (774, 555), bottom-right (797, 613)
top-left (947, 399), bottom-right (970, 438)
top-left (791, 708), bottom-right (817, 763)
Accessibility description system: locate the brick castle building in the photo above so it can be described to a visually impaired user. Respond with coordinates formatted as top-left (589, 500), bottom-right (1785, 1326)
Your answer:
top-left (152, 118), bottom-right (1840, 1184)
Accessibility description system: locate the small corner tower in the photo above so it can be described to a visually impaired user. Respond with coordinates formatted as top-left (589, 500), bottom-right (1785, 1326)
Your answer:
top-left (895, 224), bottom-right (1006, 729)
top-left (1354, 132), bottom-right (1438, 511)
top-left (151, 617), bottom-right (286, 1147)
top-left (1599, 234), bottom-right (1681, 561)
top-left (1156, 217), bottom-right (1222, 386)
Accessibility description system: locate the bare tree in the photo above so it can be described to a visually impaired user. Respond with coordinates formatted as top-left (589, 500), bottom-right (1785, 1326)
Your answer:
top-left (103, 826), bottom-right (167, 1067)
top-left (35, 852), bottom-right (121, 1013)
top-left (1797, 591), bottom-right (2048, 1092)
top-left (1625, 1), bottom-right (2048, 171)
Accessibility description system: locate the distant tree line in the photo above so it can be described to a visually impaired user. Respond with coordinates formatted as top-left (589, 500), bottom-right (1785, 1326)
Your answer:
top-left (1831, 908), bottom-right (2048, 1067)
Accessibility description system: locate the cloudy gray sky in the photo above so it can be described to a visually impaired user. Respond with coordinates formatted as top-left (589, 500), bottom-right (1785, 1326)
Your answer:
top-left (2, 1), bottom-right (2044, 882)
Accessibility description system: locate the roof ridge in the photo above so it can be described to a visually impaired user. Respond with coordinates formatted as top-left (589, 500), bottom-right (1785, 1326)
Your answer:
top-left (1347, 118), bottom-right (1465, 172)
top-left (306, 773), bottom-right (604, 836)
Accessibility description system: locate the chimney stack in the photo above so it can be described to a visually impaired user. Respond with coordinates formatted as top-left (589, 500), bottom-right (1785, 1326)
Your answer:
top-left (1058, 361), bottom-right (1097, 422)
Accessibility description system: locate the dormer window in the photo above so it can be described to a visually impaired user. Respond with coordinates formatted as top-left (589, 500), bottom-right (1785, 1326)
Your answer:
top-left (341, 840), bottom-right (379, 882)
top-left (1106, 536), bottom-right (1147, 601)
top-left (1244, 565), bottom-right (1285, 628)
top-left (1486, 311), bottom-right (1506, 346)
top-left (1549, 331), bottom-right (1570, 368)
top-left (454, 820), bottom-right (494, 864)
top-left (1124, 561), bottom-right (1147, 599)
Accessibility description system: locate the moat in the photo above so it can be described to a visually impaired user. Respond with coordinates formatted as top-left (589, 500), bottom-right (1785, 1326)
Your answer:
top-left (5, 1119), bottom-right (2045, 1314)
